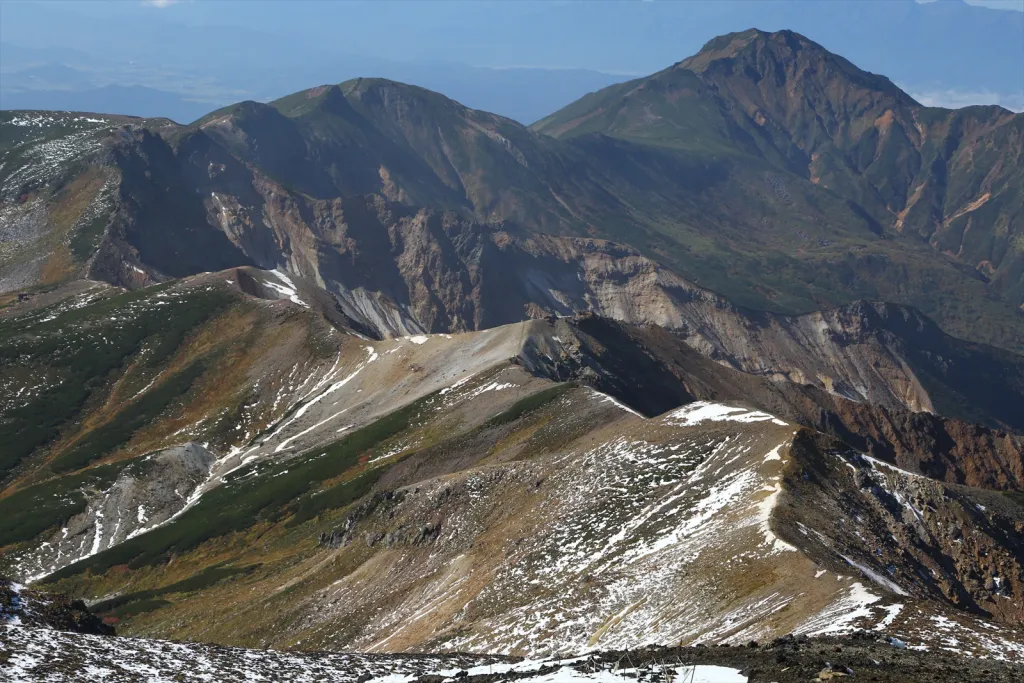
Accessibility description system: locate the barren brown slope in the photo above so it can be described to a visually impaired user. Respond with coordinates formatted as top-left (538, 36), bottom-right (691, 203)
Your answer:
top-left (3, 267), bottom-right (1024, 578)
top-left (29, 380), bottom-right (1024, 660)
top-left (1, 276), bottom-right (1022, 658)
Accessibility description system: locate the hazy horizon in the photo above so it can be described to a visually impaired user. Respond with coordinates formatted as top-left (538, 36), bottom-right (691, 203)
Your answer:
top-left (1, 0), bottom-right (1022, 124)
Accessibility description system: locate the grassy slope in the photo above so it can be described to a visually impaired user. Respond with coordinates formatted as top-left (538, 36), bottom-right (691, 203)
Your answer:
top-left (0, 282), bottom-right (229, 480)
top-left (0, 275), bottom-right (337, 555)
top-left (37, 372), bottom-right (593, 646)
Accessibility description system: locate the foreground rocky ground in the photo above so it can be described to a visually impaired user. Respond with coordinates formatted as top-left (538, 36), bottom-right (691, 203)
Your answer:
top-left (6, 577), bottom-right (1020, 682)
top-left (2, 625), bottom-right (1023, 682)
top-left (598, 634), bottom-right (1024, 682)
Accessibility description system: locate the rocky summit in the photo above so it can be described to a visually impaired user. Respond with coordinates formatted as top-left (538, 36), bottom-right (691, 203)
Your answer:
top-left (1, 25), bottom-right (1023, 683)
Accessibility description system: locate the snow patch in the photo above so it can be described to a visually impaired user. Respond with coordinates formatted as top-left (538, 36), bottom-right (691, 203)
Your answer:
top-left (840, 554), bottom-right (909, 597)
top-left (668, 402), bottom-right (787, 427)
top-left (264, 269), bottom-right (309, 308)
top-left (797, 582), bottom-right (880, 636)
top-left (588, 389), bottom-right (644, 418)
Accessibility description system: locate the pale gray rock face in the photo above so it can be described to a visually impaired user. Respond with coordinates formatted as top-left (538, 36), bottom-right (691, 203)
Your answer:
top-left (204, 189), bottom-right (1009, 430)
top-left (185, 181), bottom-right (1019, 430)
top-left (7, 443), bottom-right (214, 582)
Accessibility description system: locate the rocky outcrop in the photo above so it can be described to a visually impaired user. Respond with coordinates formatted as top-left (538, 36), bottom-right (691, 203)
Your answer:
top-left (6, 443), bottom-right (214, 582)
top-left (804, 400), bottom-right (1024, 491)
top-left (783, 431), bottom-right (1024, 625)
top-left (318, 491), bottom-right (407, 549)
top-left (1, 577), bottom-right (112, 635)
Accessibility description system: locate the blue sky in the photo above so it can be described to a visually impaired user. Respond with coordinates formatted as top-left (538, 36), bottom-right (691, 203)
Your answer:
top-left (1, 0), bottom-right (1022, 122)
top-left (70, 1), bottom-right (1023, 72)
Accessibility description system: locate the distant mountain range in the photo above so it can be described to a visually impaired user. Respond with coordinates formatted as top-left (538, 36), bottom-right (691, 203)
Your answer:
top-left (2, 0), bottom-right (1022, 127)
top-left (0, 39), bottom-right (626, 126)
top-left (3, 29), bottom-right (1021, 349)
top-left (0, 84), bottom-right (215, 124)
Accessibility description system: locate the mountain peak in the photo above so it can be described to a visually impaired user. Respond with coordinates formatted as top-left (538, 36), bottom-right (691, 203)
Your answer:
top-left (679, 28), bottom-right (847, 73)
top-left (674, 27), bottom-right (906, 105)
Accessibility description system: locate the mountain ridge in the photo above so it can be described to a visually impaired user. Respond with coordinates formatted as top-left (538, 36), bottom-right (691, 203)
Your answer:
top-left (5, 34), bottom-right (1023, 348)
top-left (3, 28), bottom-right (1024, 667)
top-left (1, 271), bottom-right (1021, 580)
top-left (534, 28), bottom-right (1024, 317)
top-left (0, 264), bottom-right (1022, 662)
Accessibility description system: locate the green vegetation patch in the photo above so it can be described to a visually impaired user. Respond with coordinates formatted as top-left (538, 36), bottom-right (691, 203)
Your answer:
top-left (486, 383), bottom-right (575, 427)
top-left (90, 563), bottom-right (259, 615)
top-left (286, 470), bottom-right (380, 528)
top-left (0, 285), bottom-right (232, 477)
top-left (1004, 491), bottom-right (1024, 510)
top-left (101, 597), bottom-right (171, 620)
top-left (69, 214), bottom-right (109, 262)
top-left (0, 462), bottom-right (129, 547)
top-left (48, 393), bottom-right (436, 577)
top-left (48, 359), bottom-right (208, 474)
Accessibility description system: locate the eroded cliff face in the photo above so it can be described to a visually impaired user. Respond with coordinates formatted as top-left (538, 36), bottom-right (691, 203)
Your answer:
top-left (3, 110), bottom-right (1022, 434)
top-left (139, 174), bottom-right (1024, 431)
top-left (130, 165), bottom-right (1023, 430)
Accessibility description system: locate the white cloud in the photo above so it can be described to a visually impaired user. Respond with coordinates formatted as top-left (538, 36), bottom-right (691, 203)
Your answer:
top-left (917, 0), bottom-right (1024, 9)
top-left (964, 0), bottom-right (1024, 10)
top-left (142, 0), bottom-right (181, 8)
top-left (907, 87), bottom-right (1024, 112)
